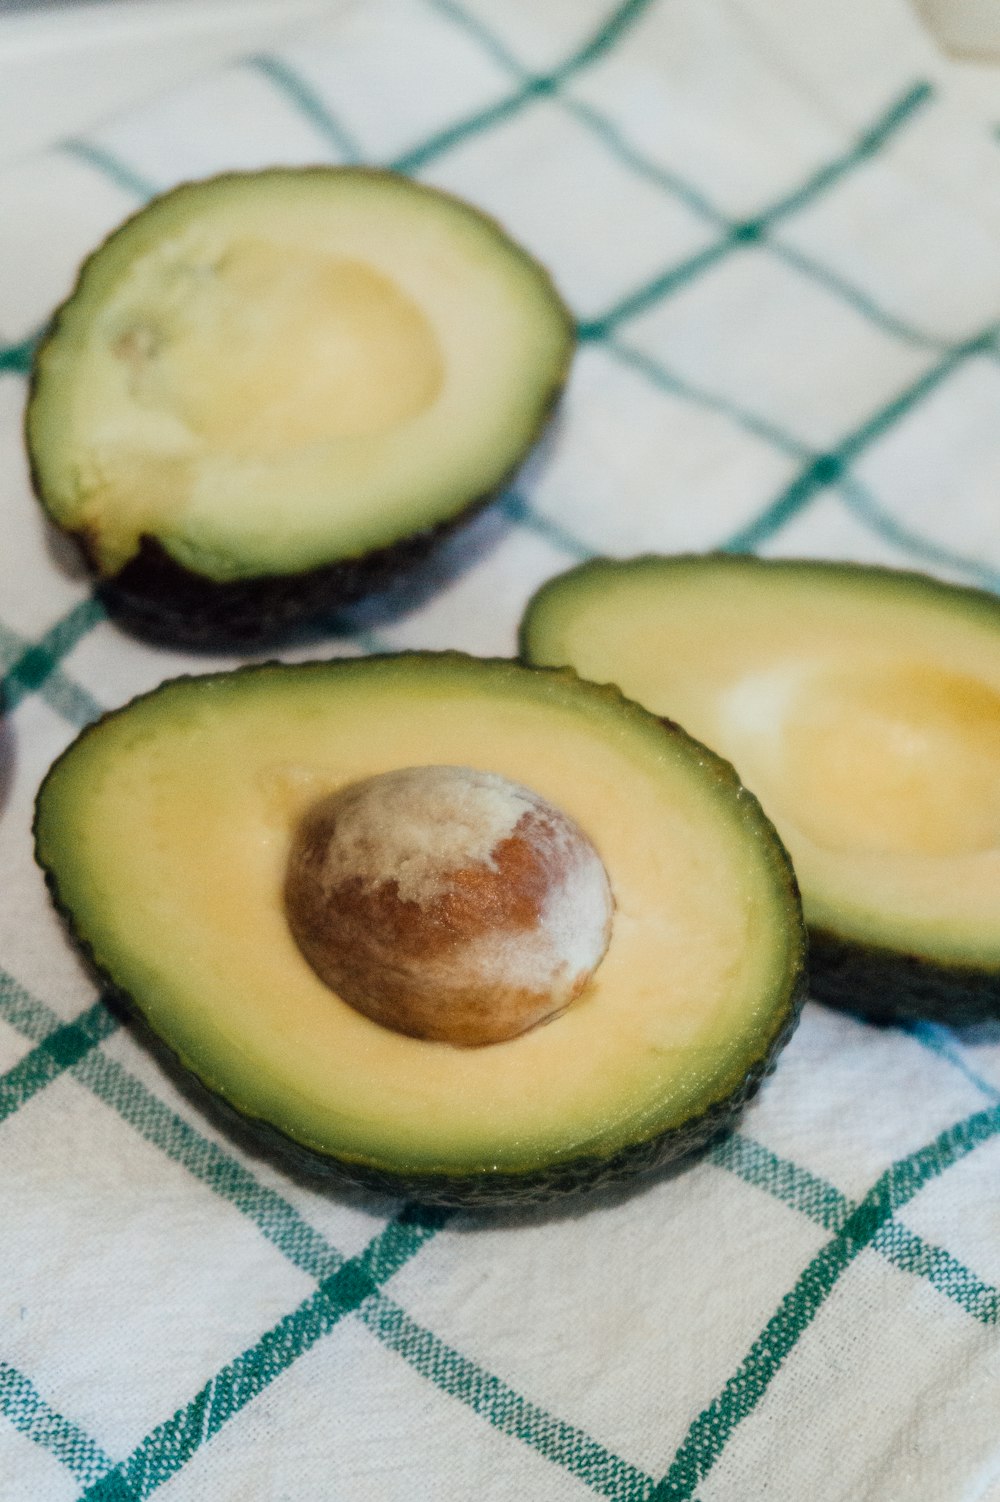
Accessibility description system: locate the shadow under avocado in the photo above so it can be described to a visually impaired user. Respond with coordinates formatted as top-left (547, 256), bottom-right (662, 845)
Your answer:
top-left (91, 493), bottom-right (519, 655)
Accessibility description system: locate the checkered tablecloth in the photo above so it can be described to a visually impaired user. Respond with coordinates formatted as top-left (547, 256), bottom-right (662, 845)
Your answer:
top-left (5, 1), bottom-right (1000, 1497)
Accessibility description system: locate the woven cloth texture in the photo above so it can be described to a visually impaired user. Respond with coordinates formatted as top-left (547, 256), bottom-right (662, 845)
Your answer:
top-left (4, 0), bottom-right (1000, 1497)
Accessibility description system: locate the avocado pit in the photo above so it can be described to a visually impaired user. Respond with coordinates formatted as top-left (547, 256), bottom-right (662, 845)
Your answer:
top-left (284, 765), bottom-right (614, 1047)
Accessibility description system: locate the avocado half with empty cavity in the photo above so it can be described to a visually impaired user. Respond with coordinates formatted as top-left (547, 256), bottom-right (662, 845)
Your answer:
top-left (34, 653), bottom-right (805, 1207)
top-left (522, 555), bottom-right (1000, 1024)
top-left (26, 169), bottom-right (574, 644)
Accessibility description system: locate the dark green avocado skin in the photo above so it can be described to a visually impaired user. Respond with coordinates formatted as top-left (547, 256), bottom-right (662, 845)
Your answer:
top-left (214, 979), bottom-right (805, 1209)
top-left (89, 964), bottom-right (807, 1210)
top-left (809, 929), bottom-right (1000, 1027)
top-left (88, 495), bottom-right (496, 648)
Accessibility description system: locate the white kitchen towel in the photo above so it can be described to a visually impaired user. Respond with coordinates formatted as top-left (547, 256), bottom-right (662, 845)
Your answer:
top-left (4, 1), bottom-right (1000, 1498)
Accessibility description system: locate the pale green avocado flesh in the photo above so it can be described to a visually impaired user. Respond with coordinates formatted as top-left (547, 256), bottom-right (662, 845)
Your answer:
top-left (27, 168), bottom-right (572, 584)
top-left (522, 555), bottom-right (1000, 1016)
top-left (35, 654), bottom-right (805, 1200)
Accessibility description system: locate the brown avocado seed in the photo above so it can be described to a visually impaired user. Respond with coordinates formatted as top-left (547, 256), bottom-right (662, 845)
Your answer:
top-left (284, 765), bottom-right (614, 1047)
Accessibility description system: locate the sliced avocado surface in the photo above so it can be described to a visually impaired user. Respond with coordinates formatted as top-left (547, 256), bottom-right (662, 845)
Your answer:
top-left (27, 169), bottom-right (572, 637)
top-left (35, 654), bottom-right (804, 1204)
top-left (522, 555), bottom-right (1000, 1019)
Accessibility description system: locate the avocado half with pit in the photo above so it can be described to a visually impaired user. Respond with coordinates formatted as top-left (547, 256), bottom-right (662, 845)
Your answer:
top-left (26, 169), bottom-right (573, 644)
top-left (34, 653), bottom-right (805, 1207)
top-left (522, 555), bottom-right (1000, 1024)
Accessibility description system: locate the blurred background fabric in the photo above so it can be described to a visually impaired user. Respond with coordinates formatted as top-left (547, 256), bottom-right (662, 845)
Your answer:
top-left (6, 0), bottom-right (1000, 167)
top-left (0, 1), bottom-right (331, 164)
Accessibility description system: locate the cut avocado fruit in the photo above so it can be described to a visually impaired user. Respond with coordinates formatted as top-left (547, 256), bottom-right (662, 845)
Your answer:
top-left (26, 168), bottom-right (573, 644)
top-left (522, 555), bottom-right (1000, 1024)
top-left (34, 653), bottom-right (805, 1206)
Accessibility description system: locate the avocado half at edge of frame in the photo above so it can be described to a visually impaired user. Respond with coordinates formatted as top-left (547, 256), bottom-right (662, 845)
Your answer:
top-left (521, 553), bottom-right (1000, 1025)
top-left (26, 168), bottom-right (575, 647)
top-left (33, 652), bottom-right (806, 1208)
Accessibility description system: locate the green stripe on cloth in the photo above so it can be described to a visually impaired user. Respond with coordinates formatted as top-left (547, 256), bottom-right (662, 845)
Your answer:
top-left (711, 1134), bottom-right (846, 1233)
top-left (0, 967), bottom-right (648, 1498)
top-left (722, 454), bottom-right (849, 552)
top-left (425, 0), bottom-right (527, 77)
top-left (652, 1098), bottom-right (1000, 1500)
top-left (424, 0), bottom-right (656, 99)
top-left (766, 240), bottom-right (945, 352)
top-left (0, 1363), bottom-right (115, 1489)
top-left (874, 1217), bottom-right (1000, 1326)
top-left (500, 491), bottom-right (596, 560)
top-left (0, 966), bottom-right (346, 1282)
top-left (0, 597), bottom-right (106, 722)
top-left (603, 335), bottom-right (812, 458)
top-left (579, 81), bottom-right (934, 338)
top-left (563, 93), bottom-right (723, 224)
top-left (721, 323), bottom-right (999, 551)
top-left (0, 969), bottom-right (61, 1044)
top-left (0, 330), bottom-right (40, 375)
top-left (430, 0), bottom-right (940, 352)
top-left (392, 0), bottom-right (658, 175)
top-left (907, 1022), bottom-right (1000, 1104)
top-left (765, 82), bottom-right (934, 223)
top-left (579, 241), bottom-right (733, 338)
top-left (74, 1047), bottom-right (347, 1282)
top-left (837, 474), bottom-right (1000, 594)
top-left (360, 1296), bottom-right (658, 1501)
top-left (427, 0), bottom-right (723, 225)
top-left (0, 999), bottom-right (119, 1127)
top-left (391, 87), bottom-right (537, 175)
top-left (60, 139), bottom-right (155, 201)
top-left (0, 646), bottom-right (102, 727)
top-left (247, 54), bottom-right (363, 162)
top-left (565, 107), bottom-right (941, 350)
top-left (557, 0), bottom-right (657, 74)
top-left (714, 1132), bottom-right (1000, 1328)
top-left (80, 1209), bottom-right (447, 1502)
top-left (4, 963), bottom-right (999, 1499)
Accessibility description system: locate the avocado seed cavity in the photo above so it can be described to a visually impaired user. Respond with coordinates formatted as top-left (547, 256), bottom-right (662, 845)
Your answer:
top-left (284, 765), bottom-right (614, 1047)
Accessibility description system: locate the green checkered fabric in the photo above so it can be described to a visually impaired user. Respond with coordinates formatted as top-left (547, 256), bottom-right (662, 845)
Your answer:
top-left (5, 1), bottom-right (1000, 1496)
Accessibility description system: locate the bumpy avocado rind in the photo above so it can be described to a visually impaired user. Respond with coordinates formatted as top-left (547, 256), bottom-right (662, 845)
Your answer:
top-left (199, 1030), bottom-right (803, 1209)
top-left (75, 500), bottom-right (494, 649)
top-left (522, 553), bottom-right (1000, 1025)
top-left (805, 930), bottom-right (1000, 1027)
top-left (26, 168), bottom-right (574, 646)
top-left (34, 652), bottom-right (805, 1207)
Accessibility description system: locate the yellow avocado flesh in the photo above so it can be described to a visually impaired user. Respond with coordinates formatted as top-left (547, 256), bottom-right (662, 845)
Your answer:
top-left (35, 657), bottom-right (800, 1178)
top-left (523, 558), bottom-right (1000, 967)
top-left (27, 170), bottom-right (571, 580)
